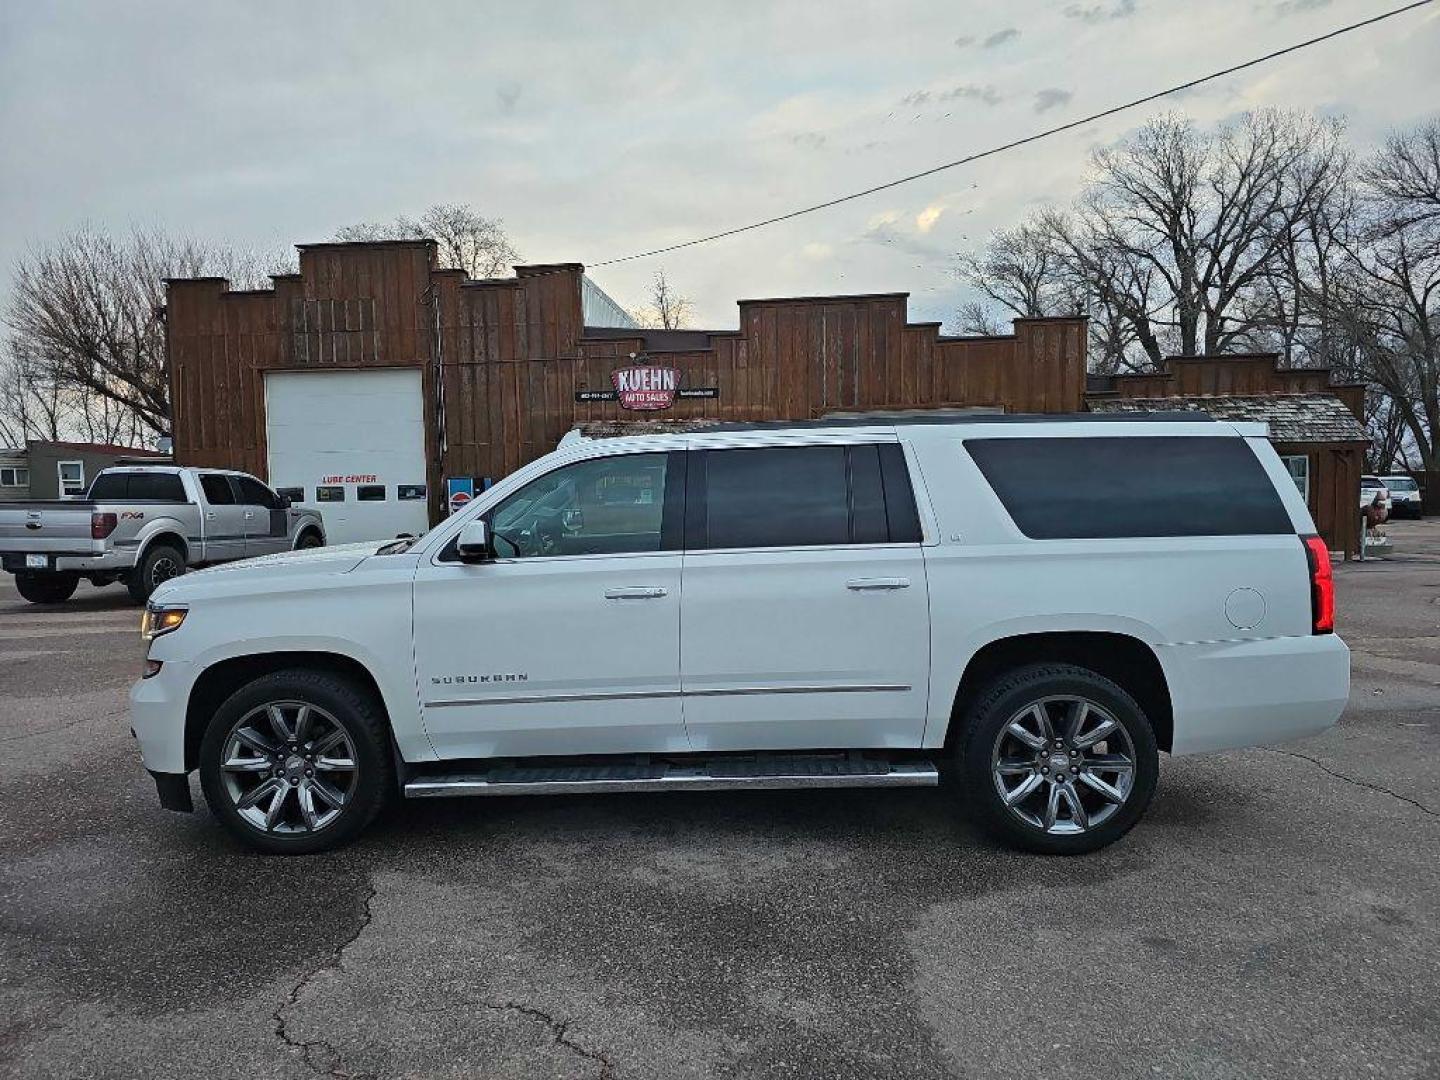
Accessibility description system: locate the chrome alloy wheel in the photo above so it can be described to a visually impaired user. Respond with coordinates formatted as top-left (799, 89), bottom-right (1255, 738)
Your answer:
top-left (219, 701), bottom-right (358, 834)
top-left (990, 695), bottom-right (1136, 836)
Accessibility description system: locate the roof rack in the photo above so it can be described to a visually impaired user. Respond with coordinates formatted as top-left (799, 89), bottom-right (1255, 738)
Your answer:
top-left (695, 411), bottom-right (1217, 433)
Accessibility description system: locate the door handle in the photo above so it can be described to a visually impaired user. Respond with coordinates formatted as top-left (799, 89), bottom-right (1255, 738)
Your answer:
top-left (604, 586), bottom-right (668, 600)
top-left (846, 577), bottom-right (911, 591)
top-left (206, 512), bottom-right (216, 520)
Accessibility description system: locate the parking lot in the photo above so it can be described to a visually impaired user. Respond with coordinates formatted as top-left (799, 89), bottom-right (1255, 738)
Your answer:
top-left (1, 522), bottom-right (1437, 1080)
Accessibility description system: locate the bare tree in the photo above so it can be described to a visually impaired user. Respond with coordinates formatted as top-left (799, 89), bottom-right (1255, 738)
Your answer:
top-left (958, 109), bottom-right (1351, 376)
top-left (637, 269), bottom-right (694, 330)
top-left (955, 223), bottom-right (1070, 322)
top-left (1325, 122), bottom-right (1440, 476)
top-left (3, 227), bottom-right (289, 442)
top-left (335, 203), bottom-right (520, 279)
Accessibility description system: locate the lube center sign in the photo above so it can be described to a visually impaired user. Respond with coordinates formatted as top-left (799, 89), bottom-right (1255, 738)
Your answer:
top-left (574, 358), bottom-right (719, 411)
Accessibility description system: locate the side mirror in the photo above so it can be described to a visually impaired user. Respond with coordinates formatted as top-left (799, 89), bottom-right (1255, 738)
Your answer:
top-left (456, 519), bottom-right (494, 563)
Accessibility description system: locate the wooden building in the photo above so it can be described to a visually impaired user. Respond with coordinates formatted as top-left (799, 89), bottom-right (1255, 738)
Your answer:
top-left (164, 239), bottom-right (1368, 551)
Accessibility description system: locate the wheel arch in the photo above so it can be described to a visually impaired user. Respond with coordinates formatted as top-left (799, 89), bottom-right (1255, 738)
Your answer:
top-left (942, 631), bottom-right (1174, 754)
top-left (293, 523), bottom-right (325, 549)
top-left (183, 651), bottom-right (389, 772)
top-left (136, 528), bottom-right (189, 566)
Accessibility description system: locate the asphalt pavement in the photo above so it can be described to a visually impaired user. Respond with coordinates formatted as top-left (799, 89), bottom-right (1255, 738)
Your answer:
top-left (2, 521), bottom-right (1438, 1079)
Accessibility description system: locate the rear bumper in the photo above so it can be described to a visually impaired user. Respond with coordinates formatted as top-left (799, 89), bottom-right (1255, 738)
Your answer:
top-left (1160, 633), bottom-right (1350, 756)
top-left (2, 549), bottom-right (132, 574)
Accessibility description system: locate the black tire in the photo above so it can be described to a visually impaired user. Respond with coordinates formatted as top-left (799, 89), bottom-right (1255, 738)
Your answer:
top-left (14, 571), bottom-right (79, 605)
top-left (198, 668), bottom-right (393, 855)
top-left (127, 542), bottom-right (186, 604)
top-left (296, 530), bottom-right (324, 550)
top-left (955, 663), bottom-right (1159, 855)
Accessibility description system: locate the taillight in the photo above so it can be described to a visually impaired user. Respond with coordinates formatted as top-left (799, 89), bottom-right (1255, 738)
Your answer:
top-left (1301, 534), bottom-right (1333, 635)
top-left (91, 512), bottom-right (118, 539)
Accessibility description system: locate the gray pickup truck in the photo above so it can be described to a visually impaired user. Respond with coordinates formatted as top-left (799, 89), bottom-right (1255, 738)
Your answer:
top-left (0, 465), bottom-right (326, 605)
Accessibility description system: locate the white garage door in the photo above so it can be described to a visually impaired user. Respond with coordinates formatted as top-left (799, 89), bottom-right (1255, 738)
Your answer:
top-left (265, 369), bottom-right (430, 545)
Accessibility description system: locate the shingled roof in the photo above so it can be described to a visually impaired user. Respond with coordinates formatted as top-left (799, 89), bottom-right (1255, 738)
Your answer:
top-left (1087, 392), bottom-right (1368, 443)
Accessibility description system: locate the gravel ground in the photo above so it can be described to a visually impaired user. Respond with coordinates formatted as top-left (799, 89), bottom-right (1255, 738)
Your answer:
top-left (2, 520), bottom-right (1438, 1079)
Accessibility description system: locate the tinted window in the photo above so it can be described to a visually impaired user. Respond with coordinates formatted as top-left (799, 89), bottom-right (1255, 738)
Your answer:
top-left (701, 446), bottom-right (850, 549)
top-left (487, 452), bottom-right (673, 558)
top-left (87, 473), bottom-right (129, 500)
top-left (275, 487), bottom-right (303, 503)
top-left (965, 436), bottom-right (1292, 539)
top-left (128, 473), bottom-right (186, 502)
top-left (200, 474), bottom-right (235, 505)
top-left (235, 476), bottom-right (280, 509)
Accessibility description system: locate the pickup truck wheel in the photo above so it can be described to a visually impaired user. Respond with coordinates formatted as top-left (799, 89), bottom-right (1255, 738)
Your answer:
top-left (14, 572), bottom-right (79, 604)
top-left (296, 530), bottom-right (323, 550)
top-left (127, 543), bottom-right (186, 604)
top-left (198, 669), bottom-right (392, 854)
top-left (957, 663), bottom-right (1158, 855)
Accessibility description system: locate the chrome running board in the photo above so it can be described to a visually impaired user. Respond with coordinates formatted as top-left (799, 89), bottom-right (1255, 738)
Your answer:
top-left (403, 757), bottom-right (939, 798)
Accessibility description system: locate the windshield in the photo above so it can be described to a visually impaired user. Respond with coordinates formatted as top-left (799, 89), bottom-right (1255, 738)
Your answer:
top-left (1385, 477), bottom-right (1418, 491)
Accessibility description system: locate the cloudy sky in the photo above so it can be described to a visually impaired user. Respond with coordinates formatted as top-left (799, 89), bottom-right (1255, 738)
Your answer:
top-left (2, 0), bottom-right (1437, 329)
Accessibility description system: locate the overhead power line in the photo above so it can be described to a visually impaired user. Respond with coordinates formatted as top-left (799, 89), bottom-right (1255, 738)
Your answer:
top-left (589, 0), bottom-right (1434, 267)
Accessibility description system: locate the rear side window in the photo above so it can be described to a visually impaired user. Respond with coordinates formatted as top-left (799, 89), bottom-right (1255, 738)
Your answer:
top-left (691, 444), bottom-right (922, 550)
top-left (128, 473), bottom-right (186, 502)
top-left (87, 472), bottom-right (186, 501)
top-left (964, 436), bottom-right (1292, 539)
top-left (86, 473), bottom-right (129, 500)
top-left (199, 474), bottom-right (236, 505)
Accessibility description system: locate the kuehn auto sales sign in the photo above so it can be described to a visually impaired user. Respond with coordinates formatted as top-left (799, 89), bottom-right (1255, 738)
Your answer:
top-left (612, 364), bottom-right (679, 410)
top-left (575, 359), bottom-right (719, 410)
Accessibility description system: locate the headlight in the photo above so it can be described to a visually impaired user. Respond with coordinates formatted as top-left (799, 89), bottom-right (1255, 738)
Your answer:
top-left (141, 604), bottom-right (188, 641)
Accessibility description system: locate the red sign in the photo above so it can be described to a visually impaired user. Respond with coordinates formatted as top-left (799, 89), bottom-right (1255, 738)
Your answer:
top-left (612, 364), bottom-right (679, 411)
top-left (449, 491), bottom-right (472, 513)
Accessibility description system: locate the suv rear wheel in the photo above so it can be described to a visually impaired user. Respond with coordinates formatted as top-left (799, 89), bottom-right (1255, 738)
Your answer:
top-left (956, 663), bottom-right (1159, 855)
top-left (198, 669), bottom-right (393, 854)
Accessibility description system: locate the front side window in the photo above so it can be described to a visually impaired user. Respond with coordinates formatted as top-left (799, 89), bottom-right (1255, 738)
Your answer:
top-left (58, 461), bottom-right (85, 497)
top-left (235, 475), bottom-right (281, 509)
top-left (487, 452), bottom-right (671, 558)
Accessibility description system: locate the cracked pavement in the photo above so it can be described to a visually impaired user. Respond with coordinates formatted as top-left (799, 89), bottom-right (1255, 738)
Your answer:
top-left (2, 520), bottom-right (1439, 1079)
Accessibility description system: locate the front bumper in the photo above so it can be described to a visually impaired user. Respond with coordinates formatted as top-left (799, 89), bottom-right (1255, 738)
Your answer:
top-left (129, 657), bottom-right (196, 776)
top-left (1161, 633), bottom-right (1350, 756)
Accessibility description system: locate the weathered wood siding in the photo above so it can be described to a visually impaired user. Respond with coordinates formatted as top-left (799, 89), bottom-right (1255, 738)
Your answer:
top-left (168, 242), bottom-right (1088, 523)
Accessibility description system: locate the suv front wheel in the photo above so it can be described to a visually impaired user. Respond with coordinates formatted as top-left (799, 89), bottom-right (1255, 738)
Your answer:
top-left (956, 663), bottom-right (1159, 855)
top-left (198, 669), bottom-right (393, 854)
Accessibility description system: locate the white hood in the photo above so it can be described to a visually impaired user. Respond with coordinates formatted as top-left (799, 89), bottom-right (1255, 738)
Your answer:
top-left (150, 541), bottom-right (382, 603)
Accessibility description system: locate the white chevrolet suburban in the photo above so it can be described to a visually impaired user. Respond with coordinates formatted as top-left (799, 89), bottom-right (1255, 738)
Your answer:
top-left (130, 414), bottom-right (1349, 855)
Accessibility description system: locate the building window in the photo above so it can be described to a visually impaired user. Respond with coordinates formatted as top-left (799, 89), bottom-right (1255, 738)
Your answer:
top-left (397, 484), bottom-right (426, 501)
top-left (0, 467), bottom-right (29, 488)
top-left (1281, 455), bottom-right (1310, 503)
top-left (316, 486), bottom-right (345, 502)
top-left (356, 484), bottom-right (385, 501)
top-left (58, 461), bottom-right (85, 498)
